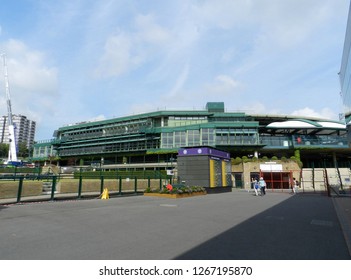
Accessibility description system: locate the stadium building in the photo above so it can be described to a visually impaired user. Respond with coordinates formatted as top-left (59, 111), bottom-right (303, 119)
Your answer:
top-left (33, 102), bottom-right (349, 170)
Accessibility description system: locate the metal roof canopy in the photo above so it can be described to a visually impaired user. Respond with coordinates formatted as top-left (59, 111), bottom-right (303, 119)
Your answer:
top-left (266, 119), bottom-right (346, 136)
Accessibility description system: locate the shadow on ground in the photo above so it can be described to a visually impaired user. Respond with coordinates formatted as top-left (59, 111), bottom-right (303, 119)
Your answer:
top-left (175, 194), bottom-right (351, 260)
top-left (0, 205), bottom-right (8, 211)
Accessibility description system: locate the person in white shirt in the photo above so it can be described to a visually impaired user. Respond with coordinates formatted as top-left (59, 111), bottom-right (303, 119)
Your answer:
top-left (292, 177), bottom-right (299, 194)
top-left (259, 177), bottom-right (266, 196)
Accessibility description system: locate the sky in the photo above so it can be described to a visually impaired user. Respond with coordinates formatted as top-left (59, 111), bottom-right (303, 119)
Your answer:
top-left (0, 0), bottom-right (350, 140)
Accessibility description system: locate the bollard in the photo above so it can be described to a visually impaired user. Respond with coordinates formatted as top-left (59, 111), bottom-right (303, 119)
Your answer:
top-left (100, 176), bottom-right (104, 195)
top-left (50, 176), bottom-right (57, 201)
top-left (119, 176), bottom-right (122, 195)
top-left (78, 175), bottom-right (83, 199)
top-left (134, 176), bottom-right (137, 193)
top-left (16, 176), bottom-right (24, 203)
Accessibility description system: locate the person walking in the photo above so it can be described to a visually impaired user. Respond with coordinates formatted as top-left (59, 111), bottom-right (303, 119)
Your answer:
top-left (251, 177), bottom-right (255, 193)
top-left (253, 179), bottom-right (260, 196)
top-left (292, 177), bottom-right (299, 194)
top-left (259, 177), bottom-right (266, 196)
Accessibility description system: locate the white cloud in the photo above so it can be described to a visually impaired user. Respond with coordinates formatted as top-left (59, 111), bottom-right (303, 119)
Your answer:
top-left (220, 48), bottom-right (238, 64)
top-left (166, 64), bottom-right (189, 97)
top-left (194, 0), bottom-right (254, 30)
top-left (0, 39), bottom-right (59, 124)
top-left (243, 102), bottom-right (268, 115)
top-left (204, 75), bottom-right (242, 96)
top-left (196, 0), bottom-right (336, 45)
top-left (88, 114), bottom-right (106, 122)
top-left (216, 75), bottom-right (240, 88)
top-left (95, 13), bottom-right (173, 79)
top-left (0, 0), bottom-right (346, 139)
top-left (291, 107), bottom-right (336, 120)
top-left (135, 14), bottom-right (171, 44)
top-left (1, 40), bottom-right (58, 93)
top-left (154, 74), bottom-right (243, 110)
top-left (255, 3), bottom-right (315, 41)
top-left (129, 103), bottom-right (161, 115)
top-left (95, 32), bottom-right (137, 78)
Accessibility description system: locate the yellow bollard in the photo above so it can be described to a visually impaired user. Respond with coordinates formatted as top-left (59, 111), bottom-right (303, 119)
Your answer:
top-left (101, 188), bottom-right (109, 200)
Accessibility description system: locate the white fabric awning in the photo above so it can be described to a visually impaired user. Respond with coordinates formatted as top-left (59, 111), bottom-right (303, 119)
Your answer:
top-left (267, 120), bottom-right (317, 128)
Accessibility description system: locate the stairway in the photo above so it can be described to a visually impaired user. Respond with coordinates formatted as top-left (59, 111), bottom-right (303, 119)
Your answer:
top-left (301, 167), bottom-right (351, 196)
top-left (301, 168), bottom-right (327, 192)
top-left (41, 164), bottom-right (59, 175)
top-left (42, 181), bottom-right (53, 194)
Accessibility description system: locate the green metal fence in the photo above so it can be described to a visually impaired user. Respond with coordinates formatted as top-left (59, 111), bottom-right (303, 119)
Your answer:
top-left (73, 169), bottom-right (168, 180)
top-left (0, 166), bottom-right (41, 177)
top-left (0, 174), bottom-right (167, 204)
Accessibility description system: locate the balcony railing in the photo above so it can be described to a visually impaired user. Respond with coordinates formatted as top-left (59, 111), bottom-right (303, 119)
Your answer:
top-left (260, 135), bottom-right (348, 148)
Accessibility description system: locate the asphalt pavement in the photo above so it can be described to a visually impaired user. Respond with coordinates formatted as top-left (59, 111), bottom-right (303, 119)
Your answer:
top-left (0, 190), bottom-right (350, 260)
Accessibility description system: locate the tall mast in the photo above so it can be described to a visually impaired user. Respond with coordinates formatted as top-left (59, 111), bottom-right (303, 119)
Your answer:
top-left (1, 53), bottom-right (17, 162)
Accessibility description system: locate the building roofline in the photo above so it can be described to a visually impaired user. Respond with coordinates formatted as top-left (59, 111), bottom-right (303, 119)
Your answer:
top-left (56, 108), bottom-right (343, 132)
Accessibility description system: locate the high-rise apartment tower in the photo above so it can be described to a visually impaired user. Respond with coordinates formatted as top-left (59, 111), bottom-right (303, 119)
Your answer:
top-left (0, 114), bottom-right (36, 149)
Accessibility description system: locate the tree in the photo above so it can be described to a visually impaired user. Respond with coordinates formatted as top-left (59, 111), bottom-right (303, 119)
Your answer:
top-left (0, 143), bottom-right (9, 158)
top-left (17, 142), bottom-right (29, 158)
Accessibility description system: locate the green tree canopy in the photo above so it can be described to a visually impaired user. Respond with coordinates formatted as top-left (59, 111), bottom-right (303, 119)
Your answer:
top-left (0, 143), bottom-right (9, 158)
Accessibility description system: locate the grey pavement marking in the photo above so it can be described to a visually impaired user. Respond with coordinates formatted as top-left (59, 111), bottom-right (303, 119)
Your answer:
top-left (310, 219), bottom-right (333, 227)
top-left (265, 215), bottom-right (285, 221)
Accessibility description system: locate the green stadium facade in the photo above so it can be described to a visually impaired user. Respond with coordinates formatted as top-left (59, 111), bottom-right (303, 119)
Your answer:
top-left (32, 102), bottom-right (350, 169)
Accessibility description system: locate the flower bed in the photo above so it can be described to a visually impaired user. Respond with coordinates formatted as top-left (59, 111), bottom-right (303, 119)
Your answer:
top-left (143, 185), bottom-right (206, 199)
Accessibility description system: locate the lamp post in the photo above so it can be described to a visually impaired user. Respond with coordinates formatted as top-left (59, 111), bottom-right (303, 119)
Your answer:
top-left (169, 157), bottom-right (175, 184)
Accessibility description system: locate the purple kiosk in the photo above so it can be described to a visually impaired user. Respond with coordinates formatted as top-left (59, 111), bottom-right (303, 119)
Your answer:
top-left (177, 146), bottom-right (232, 193)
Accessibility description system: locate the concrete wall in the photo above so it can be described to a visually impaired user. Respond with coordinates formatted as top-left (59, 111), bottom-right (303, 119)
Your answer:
top-left (232, 160), bottom-right (301, 190)
top-left (0, 181), bottom-right (43, 199)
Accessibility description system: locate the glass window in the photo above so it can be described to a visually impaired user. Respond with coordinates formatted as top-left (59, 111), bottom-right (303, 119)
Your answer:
top-left (174, 131), bottom-right (186, 147)
top-left (161, 132), bottom-right (174, 148)
top-left (202, 128), bottom-right (215, 146)
top-left (188, 130), bottom-right (200, 146)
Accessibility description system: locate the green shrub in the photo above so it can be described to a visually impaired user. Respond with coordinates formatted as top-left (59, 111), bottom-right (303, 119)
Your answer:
top-left (242, 156), bottom-right (250, 163)
top-left (252, 157), bottom-right (258, 162)
top-left (157, 185), bottom-right (205, 194)
top-left (144, 187), bottom-right (152, 193)
top-left (231, 157), bottom-right (242, 165)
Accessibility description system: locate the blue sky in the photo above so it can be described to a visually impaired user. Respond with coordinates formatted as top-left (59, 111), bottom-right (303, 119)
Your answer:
top-left (0, 0), bottom-right (349, 140)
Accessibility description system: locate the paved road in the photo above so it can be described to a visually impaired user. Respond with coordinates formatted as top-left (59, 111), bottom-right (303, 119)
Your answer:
top-left (0, 190), bottom-right (350, 260)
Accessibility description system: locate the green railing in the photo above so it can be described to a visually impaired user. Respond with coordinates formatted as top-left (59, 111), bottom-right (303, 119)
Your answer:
top-left (0, 167), bottom-right (41, 176)
top-left (0, 174), bottom-right (169, 204)
top-left (73, 169), bottom-right (169, 180)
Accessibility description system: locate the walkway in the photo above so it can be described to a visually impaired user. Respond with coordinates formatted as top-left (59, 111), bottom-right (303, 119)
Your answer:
top-left (0, 190), bottom-right (350, 259)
